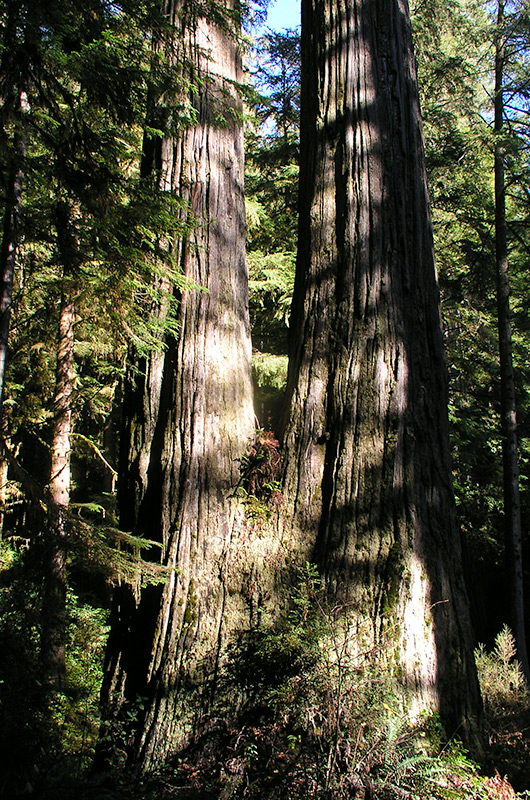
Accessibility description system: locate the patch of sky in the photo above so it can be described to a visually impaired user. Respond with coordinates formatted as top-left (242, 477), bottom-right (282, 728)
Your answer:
top-left (263, 0), bottom-right (300, 31)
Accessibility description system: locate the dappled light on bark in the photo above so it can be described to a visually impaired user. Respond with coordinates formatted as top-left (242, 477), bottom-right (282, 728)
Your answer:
top-left (98, 0), bottom-right (483, 775)
top-left (99, 0), bottom-right (256, 772)
top-left (280, 0), bottom-right (482, 746)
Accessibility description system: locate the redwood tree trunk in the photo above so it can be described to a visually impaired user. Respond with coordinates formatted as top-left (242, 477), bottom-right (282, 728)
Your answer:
top-left (281, 0), bottom-right (482, 742)
top-left (100, 0), bottom-right (255, 771)
top-left (494, 0), bottom-right (529, 678)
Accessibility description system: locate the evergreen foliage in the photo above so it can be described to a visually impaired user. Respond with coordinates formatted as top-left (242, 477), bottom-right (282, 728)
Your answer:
top-left (245, 27), bottom-right (299, 257)
top-left (0, 0), bottom-right (202, 788)
top-left (245, 27), bottom-right (299, 425)
top-left (475, 627), bottom-right (530, 791)
top-left (0, 541), bottom-right (108, 791)
top-left (410, 0), bottom-right (530, 649)
top-left (1, 0), bottom-right (530, 795)
top-left (0, 0), bottom-right (197, 530)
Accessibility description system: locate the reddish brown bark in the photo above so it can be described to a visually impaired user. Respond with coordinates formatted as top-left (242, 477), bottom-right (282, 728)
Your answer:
top-left (41, 286), bottom-right (75, 690)
top-left (280, 0), bottom-right (482, 744)
top-left (100, 0), bottom-right (255, 771)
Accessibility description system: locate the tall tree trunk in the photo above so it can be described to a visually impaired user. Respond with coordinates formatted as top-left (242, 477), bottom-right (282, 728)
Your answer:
top-left (41, 201), bottom-right (79, 690)
top-left (41, 284), bottom-right (75, 690)
top-left (99, 0), bottom-right (255, 772)
top-left (494, 0), bottom-right (529, 678)
top-left (0, 0), bottom-right (30, 420)
top-left (0, 447), bottom-right (8, 538)
top-left (280, 0), bottom-right (482, 743)
top-left (0, 97), bottom-right (27, 418)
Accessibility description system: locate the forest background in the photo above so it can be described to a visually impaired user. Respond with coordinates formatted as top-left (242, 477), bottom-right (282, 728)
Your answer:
top-left (1, 0), bottom-right (530, 797)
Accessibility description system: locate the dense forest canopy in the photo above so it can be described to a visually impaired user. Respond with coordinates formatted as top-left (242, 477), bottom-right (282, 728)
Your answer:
top-left (1, 0), bottom-right (530, 797)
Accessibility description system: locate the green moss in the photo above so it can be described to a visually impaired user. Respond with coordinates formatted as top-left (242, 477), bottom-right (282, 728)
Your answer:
top-left (183, 578), bottom-right (197, 627)
top-left (382, 539), bottom-right (404, 616)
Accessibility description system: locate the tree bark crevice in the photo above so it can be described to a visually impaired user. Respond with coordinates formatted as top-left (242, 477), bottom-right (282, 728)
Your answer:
top-left (280, 0), bottom-right (482, 746)
top-left (99, 1), bottom-right (256, 771)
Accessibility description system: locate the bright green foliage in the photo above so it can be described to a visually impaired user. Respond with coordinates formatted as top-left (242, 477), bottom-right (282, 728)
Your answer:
top-left (249, 252), bottom-right (295, 353)
top-left (494, 0), bottom-right (530, 491)
top-left (245, 27), bottom-right (299, 292)
top-left (245, 28), bottom-right (299, 425)
top-left (2, 0), bottom-right (530, 794)
top-left (412, 0), bottom-right (500, 522)
top-left (49, 591), bottom-right (109, 773)
top-left (475, 625), bottom-right (529, 715)
top-left (0, 0), bottom-right (193, 516)
top-left (251, 351), bottom-right (289, 390)
top-left (475, 626), bottom-right (530, 791)
top-left (248, 254), bottom-right (293, 422)
top-left (67, 518), bottom-right (173, 588)
top-left (0, 515), bottom-right (169, 793)
top-left (0, 1), bottom-right (204, 789)
top-left (251, 351), bottom-right (289, 426)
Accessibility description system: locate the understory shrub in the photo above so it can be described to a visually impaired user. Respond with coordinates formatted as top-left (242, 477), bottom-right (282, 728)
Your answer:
top-left (475, 627), bottom-right (530, 791)
top-left (475, 626), bottom-right (529, 716)
top-left (161, 564), bottom-right (499, 799)
top-left (0, 540), bottom-right (109, 794)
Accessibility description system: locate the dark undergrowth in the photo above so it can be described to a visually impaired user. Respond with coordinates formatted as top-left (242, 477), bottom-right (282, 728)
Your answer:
top-left (131, 571), bottom-right (529, 800)
top-left (2, 554), bottom-right (530, 799)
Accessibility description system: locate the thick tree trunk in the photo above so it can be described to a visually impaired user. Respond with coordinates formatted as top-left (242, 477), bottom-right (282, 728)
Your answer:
top-left (41, 286), bottom-right (75, 690)
top-left (100, 0), bottom-right (255, 772)
top-left (494, 0), bottom-right (529, 678)
top-left (280, 0), bottom-right (482, 743)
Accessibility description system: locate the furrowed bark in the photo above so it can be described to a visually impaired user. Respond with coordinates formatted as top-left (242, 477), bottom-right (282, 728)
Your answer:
top-left (281, 0), bottom-right (482, 744)
top-left (41, 200), bottom-right (81, 691)
top-left (99, 0), bottom-right (255, 771)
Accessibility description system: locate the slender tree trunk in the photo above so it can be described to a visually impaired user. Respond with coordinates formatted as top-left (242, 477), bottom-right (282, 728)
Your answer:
top-left (494, 0), bottom-right (529, 678)
top-left (0, 0), bottom-right (30, 419)
top-left (99, 0), bottom-right (255, 771)
top-left (41, 202), bottom-right (79, 691)
top-left (41, 285), bottom-right (75, 690)
top-left (280, 0), bottom-right (482, 744)
top-left (0, 449), bottom-right (8, 538)
top-left (0, 100), bottom-right (27, 418)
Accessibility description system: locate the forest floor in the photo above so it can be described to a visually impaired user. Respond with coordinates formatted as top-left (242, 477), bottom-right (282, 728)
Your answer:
top-left (19, 700), bottom-right (530, 800)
